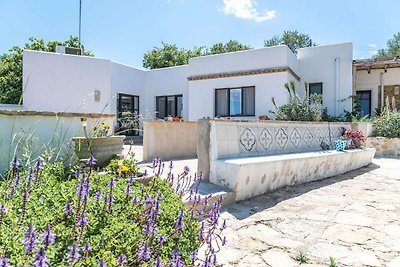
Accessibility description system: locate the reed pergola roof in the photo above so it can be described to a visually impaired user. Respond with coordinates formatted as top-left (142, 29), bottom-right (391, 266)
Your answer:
top-left (353, 57), bottom-right (400, 71)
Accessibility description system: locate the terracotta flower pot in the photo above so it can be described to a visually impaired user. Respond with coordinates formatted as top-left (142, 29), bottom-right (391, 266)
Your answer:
top-left (72, 135), bottom-right (125, 166)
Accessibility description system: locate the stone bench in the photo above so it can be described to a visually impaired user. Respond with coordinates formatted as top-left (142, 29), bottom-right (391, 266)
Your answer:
top-left (210, 148), bottom-right (376, 201)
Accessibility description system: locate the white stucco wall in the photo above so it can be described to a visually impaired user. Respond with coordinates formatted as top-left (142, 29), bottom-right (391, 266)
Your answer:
top-left (187, 72), bottom-right (290, 121)
top-left (188, 45), bottom-right (297, 76)
top-left (354, 68), bottom-right (400, 112)
top-left (144, 65), bottom-right (189, 119)
top-left (23, 50), bottom-right (113, 114)
top-left (110, 62), bottom-right (146, 114)
top-left (298, 43), bottom-right (353, 117)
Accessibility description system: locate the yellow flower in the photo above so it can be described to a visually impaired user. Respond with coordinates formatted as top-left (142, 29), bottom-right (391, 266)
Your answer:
top-left (103, 123), bottom-right (110, 130)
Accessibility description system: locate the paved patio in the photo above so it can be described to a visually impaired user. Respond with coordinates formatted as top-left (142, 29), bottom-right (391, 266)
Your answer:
top-left (125, 146), bottom-right (399, 266)
top-left (214, 158), bottom-right (400, 267)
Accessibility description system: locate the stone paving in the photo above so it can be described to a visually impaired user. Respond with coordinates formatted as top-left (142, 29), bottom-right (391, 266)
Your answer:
top-left (214, 158), bottom-right (400, 267)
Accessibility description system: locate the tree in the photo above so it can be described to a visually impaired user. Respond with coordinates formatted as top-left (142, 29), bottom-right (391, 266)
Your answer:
top-left (143, 40), bottom-right (251, 69)
top-left (0, 36), bottom-right (93, 104)
top-left (264, 30), bottom-right (316, 54)
top-left (376, 32), bottom-right (400, 60)
top-left (209, 40), bottom-right (251, 55)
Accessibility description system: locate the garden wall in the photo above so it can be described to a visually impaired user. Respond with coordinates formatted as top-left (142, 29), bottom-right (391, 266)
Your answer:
top-left (366, 137), bottom-right (400, 158)
top-left (143, 121), bottom-right (197, 161)
top-left (197, 119), bottom-right (366, 181)
top-left (0, 110), bottom-right (115, 175)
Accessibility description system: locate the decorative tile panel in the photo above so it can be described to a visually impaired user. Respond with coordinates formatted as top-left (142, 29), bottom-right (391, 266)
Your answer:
top-left (231, 121), bottom-right (350, 157)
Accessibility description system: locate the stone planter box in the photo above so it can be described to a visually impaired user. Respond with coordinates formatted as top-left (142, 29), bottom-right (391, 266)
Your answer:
top-left (72, 135), bottom-right (125, 166)
top-left (366, 137), bottom-right (400, 158)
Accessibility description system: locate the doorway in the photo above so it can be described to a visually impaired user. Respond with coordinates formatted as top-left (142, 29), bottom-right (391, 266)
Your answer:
top-left (356, 90), bottom-right (372, 117)
top-left (117, 94), bottom-right (139, 136)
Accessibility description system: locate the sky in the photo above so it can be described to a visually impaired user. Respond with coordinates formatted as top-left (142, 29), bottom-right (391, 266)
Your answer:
top-left (1, 0), bottom-right (400, 67)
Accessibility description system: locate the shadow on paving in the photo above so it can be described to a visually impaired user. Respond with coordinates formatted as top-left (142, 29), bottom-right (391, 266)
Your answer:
top-left (222, 163), bottom-right (380, 220)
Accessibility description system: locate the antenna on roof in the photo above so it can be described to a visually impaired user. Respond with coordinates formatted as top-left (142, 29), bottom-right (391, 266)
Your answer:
top-left (79, 0), bottom-right (82, 44)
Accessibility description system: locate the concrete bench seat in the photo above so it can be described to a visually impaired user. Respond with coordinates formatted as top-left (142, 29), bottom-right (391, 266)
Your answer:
top-left (210, 148), bottom-right (376, 201)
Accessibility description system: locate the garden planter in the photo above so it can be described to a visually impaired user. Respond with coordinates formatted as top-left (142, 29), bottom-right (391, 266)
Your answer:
top-left (335, 140), bottom-right (348, 151)
top-left (72, 135), bottom-right (125, 166)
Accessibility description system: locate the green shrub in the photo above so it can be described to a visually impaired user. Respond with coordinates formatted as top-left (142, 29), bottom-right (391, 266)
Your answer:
top-left (373, 111), bottom-right (400, 138)
top-left (0, 161), bottom-right (201, 266)
top-left (271, 81), bottom-right (323, 121)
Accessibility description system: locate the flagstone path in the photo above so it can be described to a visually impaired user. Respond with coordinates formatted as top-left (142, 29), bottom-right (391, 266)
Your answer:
top-left (214, 158), bottom-right (400, 267)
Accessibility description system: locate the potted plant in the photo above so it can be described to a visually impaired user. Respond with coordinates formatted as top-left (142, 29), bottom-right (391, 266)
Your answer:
top-left (343, 129), bottom-right (366, 149)
top-left (259, 115), bottom-right (269, 121)
top-left (72, 118), bottom-right (125, 166)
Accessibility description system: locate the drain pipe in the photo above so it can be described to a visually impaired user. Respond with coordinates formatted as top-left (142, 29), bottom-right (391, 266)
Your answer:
top-left (380, 72), bottom-right (385, 110)
top-left (334, 57), bottom-right (340, 116)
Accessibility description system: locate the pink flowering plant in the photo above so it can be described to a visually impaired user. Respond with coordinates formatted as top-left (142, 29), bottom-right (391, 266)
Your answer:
top-left (0, 156), bottom-right (227, 266)
top-left (342, 129), bottom-right (366, 149)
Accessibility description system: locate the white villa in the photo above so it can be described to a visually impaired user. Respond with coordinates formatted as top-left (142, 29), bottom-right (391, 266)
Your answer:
top-left (21, 41), bottom-right (400, 136)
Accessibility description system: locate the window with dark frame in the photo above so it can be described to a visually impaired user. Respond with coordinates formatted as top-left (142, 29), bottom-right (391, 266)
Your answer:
top-left (156, 94), bottom-right (183, 119)
top-left (309, 82), bottom-right (323, 96)
top-left (215, 86), bottom-right (255, 117)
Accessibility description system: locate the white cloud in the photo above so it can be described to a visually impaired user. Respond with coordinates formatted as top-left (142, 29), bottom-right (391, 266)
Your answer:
top-left (222, 0), bottom-right (277, 22)
top-left (368, 43), bottom-right (377, 48)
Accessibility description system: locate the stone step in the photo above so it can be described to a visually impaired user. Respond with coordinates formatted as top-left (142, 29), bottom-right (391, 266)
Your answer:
top-left (184, 182), bottom-right (236, 212)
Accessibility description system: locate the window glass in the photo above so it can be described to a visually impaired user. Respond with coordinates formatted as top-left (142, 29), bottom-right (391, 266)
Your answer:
top-left (309, 83), bottom-right (323, 95)
top-left (215, 89), bottom-right (229, 117)
top-left (215, 87), bottom-right (255, 117)
top-left (177, 96), bottom-right (183, 117)
top-left (230, 89), bottom-right (242, 116)
top-left (242, 87), bottom-right (255, 116)
top-left (167, 96), bottom-right (176, 117)
top-left (156, 97), bottom-right (166, 119)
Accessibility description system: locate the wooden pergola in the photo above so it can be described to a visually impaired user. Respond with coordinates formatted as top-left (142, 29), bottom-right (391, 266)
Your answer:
top-left (353, 57), bottom-right (400, 71)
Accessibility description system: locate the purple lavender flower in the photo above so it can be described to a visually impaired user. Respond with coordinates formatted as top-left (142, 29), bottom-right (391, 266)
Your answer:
top-left (95, 190), bottom-right (103, 201)
top-left (11, 156), bottom-right (21, 169)
top-left (124, 184), bottom-right (132, 196)
top-left (0, 204), bottom-right (7, 214)
top-left (190, 251), bottom-right (198, 261)
top-left (183, 166), bottom-right (190, 175)
top-left (154, 257), bottom-right (163, 267)
top-left (64, 202), bottom-right (73, 216)
top-left (67, 244), bottom-right (80, 264)
top-left (170, 249), bottom-right (183, 267)
top-left (117, 254), bottom-right (127, 266)
top-left (138, 244), bottom-right (150, 262)
top-left (0, 257), bottom-right (11, 267)
top-left (87, 155), bottom-right (97, 166)
top-left (75, 168), bottom-right (81, 179)
top-left (21, 221), bottom-right (37, 254)
top-left (76, 216), bottom-right (88, 227)
top-left (108, 178), bottom-right (116, 188)
top-left (41, 224), bottom-right (56, 246)
top-left (143, 223), bottom-right (156, 236)
top-left (82, 242), bottom-right (92, 258)
top-left (33, 247), bottom-right (49, 267)
top-left (27, 169), bottom-right (35, 187)
top-left (132, 195), bottom-right (140, 205)
top-left (145, 197), bottom-right (154, 207)
top-left (175, 210), bottom-right (185, 231)
top-left (98, 260), bottom-right (107, 267)
top-left (156, 235), bottom-right (167, 245)
top-left (34, 159), bottom-right (44, 172)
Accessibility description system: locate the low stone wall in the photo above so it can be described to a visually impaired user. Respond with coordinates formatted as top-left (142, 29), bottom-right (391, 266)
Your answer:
top-left (0, 110), bottom-right (115, 175)
top-left (212, 149), bottom-right (376, 201)
top-left (366, 137), bottom-right (400, 158)
top-left (143, 121), bottom-right (197, 161)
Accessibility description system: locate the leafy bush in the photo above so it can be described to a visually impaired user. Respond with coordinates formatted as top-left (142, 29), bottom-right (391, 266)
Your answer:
top-left (373, 111), bottom-right (400, 138)
top-left (0, 157), bottom-right (226, 266)
top-left (271, 81), bottom-right (323, 121)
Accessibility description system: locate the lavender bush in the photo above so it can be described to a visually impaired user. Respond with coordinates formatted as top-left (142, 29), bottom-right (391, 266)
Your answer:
top-left (0, 156), bottom-right (226, 266)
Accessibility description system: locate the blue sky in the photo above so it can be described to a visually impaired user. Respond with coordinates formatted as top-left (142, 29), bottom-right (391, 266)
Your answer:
top-left (1, 0), bottom-right (400, 67)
